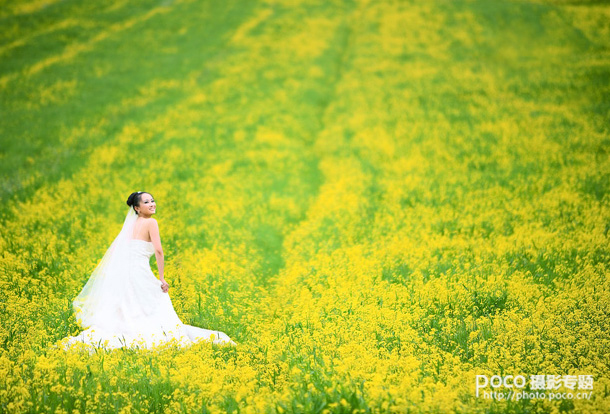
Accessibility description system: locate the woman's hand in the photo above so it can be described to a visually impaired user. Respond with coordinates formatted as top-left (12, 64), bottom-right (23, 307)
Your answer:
top-left (160, 280), bottom-right (169, 293)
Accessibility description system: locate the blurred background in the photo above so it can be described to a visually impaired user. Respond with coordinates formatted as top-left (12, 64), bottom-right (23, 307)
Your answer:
top-left (0, 0), bottom-right (608, 413)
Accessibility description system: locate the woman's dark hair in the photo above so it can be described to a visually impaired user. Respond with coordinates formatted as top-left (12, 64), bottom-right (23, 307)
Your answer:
top-left (126, 191), bottom-right (152, 214)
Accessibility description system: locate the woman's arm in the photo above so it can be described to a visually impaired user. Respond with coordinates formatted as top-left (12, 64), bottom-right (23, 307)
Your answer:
top-left (149, 219), bottom-right (168, 292)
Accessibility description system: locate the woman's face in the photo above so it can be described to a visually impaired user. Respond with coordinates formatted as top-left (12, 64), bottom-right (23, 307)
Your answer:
top-left (136, 193), bottom-right (156, 216)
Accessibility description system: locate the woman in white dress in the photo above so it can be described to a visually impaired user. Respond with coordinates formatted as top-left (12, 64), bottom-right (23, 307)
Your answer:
top-left (61, 191), bottom-right (236, 350)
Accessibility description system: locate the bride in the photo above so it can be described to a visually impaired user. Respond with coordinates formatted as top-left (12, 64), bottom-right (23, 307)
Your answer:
top-left (61, 191), bottom-right (237, 350)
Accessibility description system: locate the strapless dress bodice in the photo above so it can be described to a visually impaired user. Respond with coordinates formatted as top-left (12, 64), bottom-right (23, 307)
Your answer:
top-left (130, 239), bottom-right (155, 259)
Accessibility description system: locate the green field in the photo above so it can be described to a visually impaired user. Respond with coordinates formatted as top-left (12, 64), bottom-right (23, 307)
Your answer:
top-left (1, 0), bottom-right (609, 413)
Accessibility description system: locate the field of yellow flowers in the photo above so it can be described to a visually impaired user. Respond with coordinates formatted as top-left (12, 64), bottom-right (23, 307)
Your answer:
top-left (1, 0), bottom-right (609, 413)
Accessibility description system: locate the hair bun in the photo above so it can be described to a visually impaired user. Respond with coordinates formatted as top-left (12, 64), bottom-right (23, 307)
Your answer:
top-left (126, 191), bottom-right (150, 210)
top-left (126, 192), bottom-right (137, 207)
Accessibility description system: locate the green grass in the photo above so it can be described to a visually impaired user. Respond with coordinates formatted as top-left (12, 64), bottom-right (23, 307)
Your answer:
top-left (1, 0), bottom-right (609, 413)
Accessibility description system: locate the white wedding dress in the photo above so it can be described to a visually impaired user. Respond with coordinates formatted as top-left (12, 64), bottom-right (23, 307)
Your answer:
top-left (60, 207), bottom-right (236, 351)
